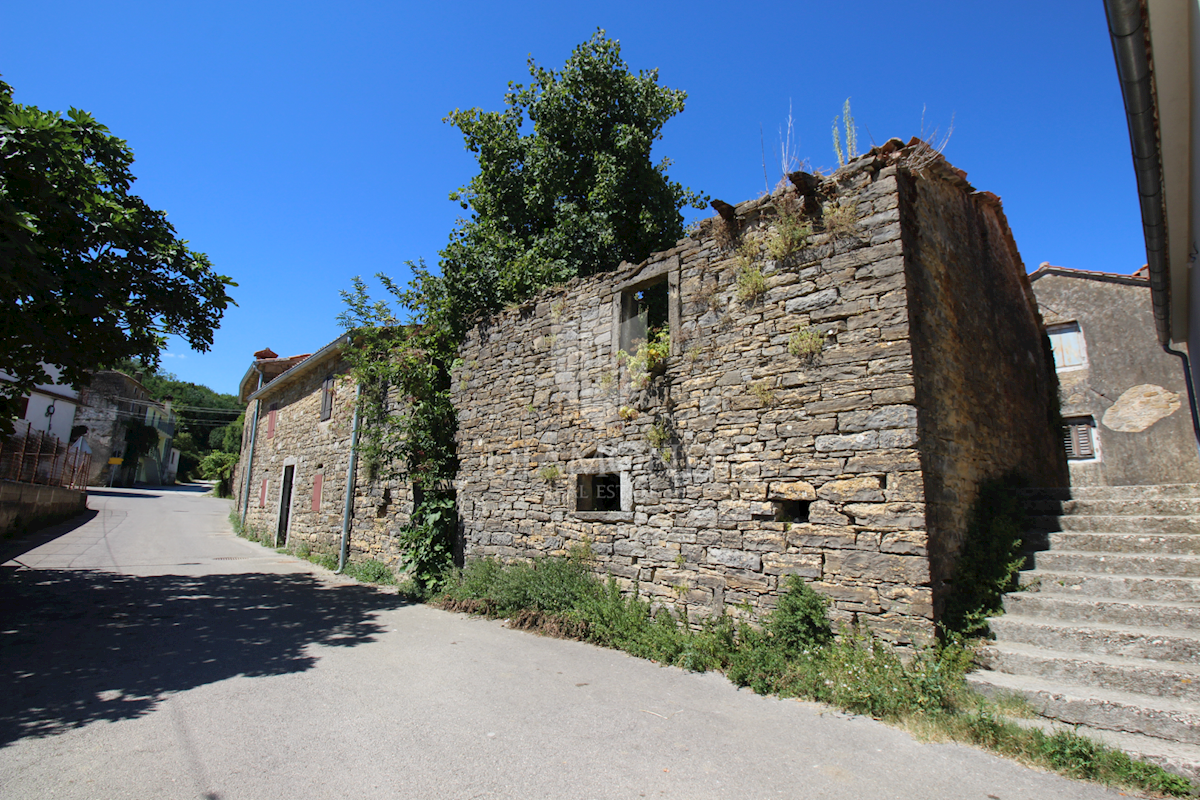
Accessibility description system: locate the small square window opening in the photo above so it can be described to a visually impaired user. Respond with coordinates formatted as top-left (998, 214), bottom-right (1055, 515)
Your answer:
top-left (577, 473), bottom-right (622, 513)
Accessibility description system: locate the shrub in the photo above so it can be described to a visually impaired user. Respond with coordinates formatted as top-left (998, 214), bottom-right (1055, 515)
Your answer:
top-left (787, 326), bottom-right (824, 359)
top-left (344, 558), bottom-right (397, 585)
top-left (618, 327), bottom-right (670, 389)
top-left (735, 262), bottom-right (767, 303)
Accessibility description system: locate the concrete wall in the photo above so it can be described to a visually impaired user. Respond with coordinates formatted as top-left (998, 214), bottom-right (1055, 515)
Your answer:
top-left (237, 352), bottom-right (417, 565)
top-left (451, 145), bottom-right (1061, 645)
top-left (0, 480), bottom-right (87, 536)
top-left (1031, 269), bottom-right (1200, 486)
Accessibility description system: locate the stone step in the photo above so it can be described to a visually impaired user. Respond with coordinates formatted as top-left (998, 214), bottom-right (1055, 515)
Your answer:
top-left (1019, 570), bottom-right (1200, 604)
top-left (1021, 484), bottom-right (1200, 501)
top-left (1025, 497), bottom-right (1200, 517)
top-left (966, 669), bottom-right (1200, 746)
top-left (977, 640), bottom-right (1200, 701)
top-left (1026, 550), bottom-right (1200, 578)
top-left (1030, 514), bottom-right (1200, 534)
top-left (1003, 591), bottom-right (1200, 630)
top-left (1024, 530), bottom-right (1200, 555)
top-left (988, 615), bottom-right (1200, 662)
top-left (1006, 715), bottom-right (1200, 782)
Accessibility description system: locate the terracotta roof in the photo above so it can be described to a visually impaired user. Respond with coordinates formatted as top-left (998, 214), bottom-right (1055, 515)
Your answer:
top-left (1029, 263), bottom-right (1149, 286)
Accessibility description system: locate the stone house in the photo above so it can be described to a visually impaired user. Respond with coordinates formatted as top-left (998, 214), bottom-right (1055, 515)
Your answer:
top-left (235, 335), bottom-right (418, 563)
top-left (76, 370), bottom-right (177, 486)
top-left (1030, 264), bottom-right (1200, 486)
top-left (451, 143), bottom-right (1066, 645)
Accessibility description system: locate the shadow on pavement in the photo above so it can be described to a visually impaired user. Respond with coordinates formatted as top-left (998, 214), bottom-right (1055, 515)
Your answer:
top-left (86, 489), bottom-right (162, 499)
top-left (0, 510), bottom-right (100, 564)
top-left (0, 567), bottom-right (411, 746)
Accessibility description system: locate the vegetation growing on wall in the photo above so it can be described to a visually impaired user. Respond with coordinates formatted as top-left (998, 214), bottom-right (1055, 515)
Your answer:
top-left (942, 475), bottom-right (1030, 636)
top-left (340, 32), bottom-right (705, 588)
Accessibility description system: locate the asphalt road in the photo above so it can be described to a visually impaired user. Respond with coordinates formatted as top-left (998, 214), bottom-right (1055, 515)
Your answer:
top-left (0, 485), bottom-right (1127, 800)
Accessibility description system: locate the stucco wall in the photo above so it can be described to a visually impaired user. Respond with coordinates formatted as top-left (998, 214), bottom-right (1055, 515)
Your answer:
top-left (1032, 270), bottom-right (1200, 486)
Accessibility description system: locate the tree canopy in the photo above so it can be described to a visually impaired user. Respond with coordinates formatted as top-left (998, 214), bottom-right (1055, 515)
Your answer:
top-left (340, 32), bottom-right (704, 587)
top-left (0, 79), bottom-right (235, 430)
top-left (432, 30), bottom-right (706, 338)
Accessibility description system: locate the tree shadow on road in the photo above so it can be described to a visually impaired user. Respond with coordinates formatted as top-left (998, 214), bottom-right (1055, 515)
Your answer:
top-left (0, 567), bottom-right (411, 746)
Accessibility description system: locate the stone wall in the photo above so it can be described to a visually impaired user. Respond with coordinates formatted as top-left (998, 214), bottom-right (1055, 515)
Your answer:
top-left (899, 168), bottom-right (1067, 616)
top-left (451, 145), bottom-right (1063, 644)
top-left (76, 371), bottom-right (152, 486)
top-left (238, 351), bottom-right (417, 566)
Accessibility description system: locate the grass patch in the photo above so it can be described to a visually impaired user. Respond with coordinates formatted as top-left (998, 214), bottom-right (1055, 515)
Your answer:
top-left (435, 554), bottom-right (1195, 797)
top-left (342, 558), bottom-right (397, 585)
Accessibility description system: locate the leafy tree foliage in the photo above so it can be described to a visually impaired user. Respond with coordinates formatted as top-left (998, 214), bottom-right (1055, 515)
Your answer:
top-left (0, 79), bottom-right (235, 431)
top-left (341, 32), bottom-right (702, 587)
top-left (434, 30), bottom-right (706, 337)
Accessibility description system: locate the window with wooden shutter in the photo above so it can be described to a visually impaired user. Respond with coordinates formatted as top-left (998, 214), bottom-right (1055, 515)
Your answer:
top-left (266, 403), bottom-right (278, 438)
top-left (1063, 417), bottom-right (1096, 460)
top-left (320, 375), bottom-right (335, 421)
top-left (1047, 322), bottom-right (1086, 371)
top-left (259, 478), bottom-right (268, 507)
top-left (312, 473), bottom-right (323, 512)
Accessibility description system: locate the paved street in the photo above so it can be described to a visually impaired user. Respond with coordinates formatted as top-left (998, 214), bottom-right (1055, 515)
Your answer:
top-left (0, 486), bottom-right (1126, 800)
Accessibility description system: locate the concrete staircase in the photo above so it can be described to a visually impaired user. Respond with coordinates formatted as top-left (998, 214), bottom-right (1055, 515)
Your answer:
top-left (966, 484), bottom-right (1200, 782)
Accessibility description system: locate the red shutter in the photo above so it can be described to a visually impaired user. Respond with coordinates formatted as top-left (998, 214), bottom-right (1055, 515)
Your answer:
top-left (267, 408), bottom-right (277, 439)
top-left (312, 474), bottom-right (323, 512)
top-left (259, 478), bottom-right (268, 507)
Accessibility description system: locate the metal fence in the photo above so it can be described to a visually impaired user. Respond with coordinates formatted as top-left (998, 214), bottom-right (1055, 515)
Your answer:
top-left (0, 420), bottom-right (91, 491)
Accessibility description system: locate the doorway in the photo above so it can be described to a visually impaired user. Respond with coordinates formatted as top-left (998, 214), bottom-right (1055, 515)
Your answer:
top-left (277, 464), bottom-right (295, 547)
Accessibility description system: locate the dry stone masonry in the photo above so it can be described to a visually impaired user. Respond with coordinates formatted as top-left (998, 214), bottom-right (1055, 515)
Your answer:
top-left (238, 346), bottom-right (418, 565)
top-left (452, 143), bottom-right (1065, 645)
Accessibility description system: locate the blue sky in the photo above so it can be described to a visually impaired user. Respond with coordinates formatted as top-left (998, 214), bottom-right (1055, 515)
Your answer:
top-left (7, 1), bottom-right (1137, 395)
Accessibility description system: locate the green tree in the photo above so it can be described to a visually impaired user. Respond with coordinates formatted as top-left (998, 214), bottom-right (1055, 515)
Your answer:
top-left (341, 32), bottom-right (703, 588)
top-left (0, 79), bottom-right (235, 432)
top-left (433, 29), bottom-right (706, 338)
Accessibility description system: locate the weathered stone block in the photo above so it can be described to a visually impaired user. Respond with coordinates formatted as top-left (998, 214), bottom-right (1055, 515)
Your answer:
top-left (706, 548), bottom-right (762, 571)
top-left (763, 553), bottom-right (822, 577)
top-left (816, 475), bottom-right (884, 503)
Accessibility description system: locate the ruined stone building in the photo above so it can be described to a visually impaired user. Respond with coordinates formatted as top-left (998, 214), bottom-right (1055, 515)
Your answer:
top-left (76, 370), bottom-right (177, 486)
top-left (235, 336), bottom-right (417, 561)
top-left (451, 143), bottom-right (1066, 645)
top-left (1030, 264), bottom-right (1200, 486)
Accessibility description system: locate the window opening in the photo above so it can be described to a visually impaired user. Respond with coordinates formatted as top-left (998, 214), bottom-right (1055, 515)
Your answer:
top-left (576, 472), bottom-right (622, 512)
top-left (1047, 322), bottom-right (1086, 371)
top-left (320, 375), bottom-right (335, 421)
top-left (619, 278), bottom-right (669, 354)
top-left (1063, 417), bottom-right (1096, 460)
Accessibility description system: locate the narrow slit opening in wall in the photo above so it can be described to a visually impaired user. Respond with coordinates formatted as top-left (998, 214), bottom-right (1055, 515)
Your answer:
top-left (577, 473), bottom-right (622, 513)
top-left (619, 278), bottom-right (669, 354)
top-left (377, 487), bottom-right (391, 518)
